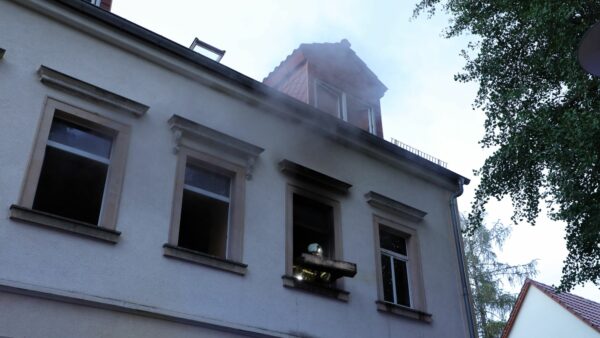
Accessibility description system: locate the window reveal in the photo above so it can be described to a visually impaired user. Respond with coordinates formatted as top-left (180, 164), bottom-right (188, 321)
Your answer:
top-left (380, 226), bottom-right (411, 307)
top-left (314, 80), bottom-right (376, 134)
top-left (178, 164), bottom-right (232, 258)
top-left (292, 193), bottom-right (335, 283)
top-left (315, 82), bottom-right (342, 118)
top-left (33, 118), bottom-right (113, 225)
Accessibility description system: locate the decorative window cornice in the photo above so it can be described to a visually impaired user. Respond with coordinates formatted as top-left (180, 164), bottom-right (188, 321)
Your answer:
top-left (168, 115), bottom-right (264, 180)
top-left (279, 159), bottom-right (352, 194)
top-left (365, 191), bottom-right (426, 222)
top-left (38, 65), bottom-right (149, 117)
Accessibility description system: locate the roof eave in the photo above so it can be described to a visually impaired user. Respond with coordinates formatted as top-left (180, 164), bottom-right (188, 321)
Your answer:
top-left (50, 0), bottom-right (469, 187)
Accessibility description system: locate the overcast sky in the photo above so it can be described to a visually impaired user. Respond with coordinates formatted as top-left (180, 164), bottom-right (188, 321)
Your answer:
top-left (112, 0), bottom-right (600, 300)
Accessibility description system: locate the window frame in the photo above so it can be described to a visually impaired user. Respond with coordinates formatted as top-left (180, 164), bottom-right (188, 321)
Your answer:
top-left (12, 97), bottom-right (130, 242)
top-left (285, 185), bottom-right (343, 275)
top-left (313, 79), bottom-right (376, 134)
top-left (379, 225), bottom-right (413, 307)
top-left (314, 80), bottom-right (344, 119)
top-left (167, 147), bottom-right (246, 266)
top-left (282, 183), bottom-right (351, 301)
top-left (164, 115), bottom-right (263, 275)
top-left (373, 215), bottom-right (431, 322)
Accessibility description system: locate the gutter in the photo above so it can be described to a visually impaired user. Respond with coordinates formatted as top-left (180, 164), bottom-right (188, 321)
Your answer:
top-left (449, 178), bottom-right (477, 338)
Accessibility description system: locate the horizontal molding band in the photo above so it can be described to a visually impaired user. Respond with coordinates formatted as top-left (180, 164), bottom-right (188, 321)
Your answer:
top-left (0, 278), bottom-right (299, 338)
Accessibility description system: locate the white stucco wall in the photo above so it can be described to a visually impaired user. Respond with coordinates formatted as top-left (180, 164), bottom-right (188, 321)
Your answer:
top-left (0, 1), bottom-right (472, 337)
top-left (508, 287), bottom-right (600, 338)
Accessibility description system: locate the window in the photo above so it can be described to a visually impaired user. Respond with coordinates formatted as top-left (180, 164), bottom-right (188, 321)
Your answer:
top-left (314, 80), bottom-right (376, 134)
top-left (34, 118), bottom-right (112, 225)
top-left (346, 95), bottom-right (376, 134)
top-left (372, 215), bottom-right (431, 322)
top-left (10, 98), bottom-right (130, 243)
top-left (292, 193), bottom-right (335, 282)
top-left (315, 82), bottom-right (342, 118)
top-left (164, 115), bottom-right (263, 275)
top-left (178, 162), bottom-right (232, 258)
top-left (379, 226), bottom-right (411, 307)
top-left (280, 160), bottom-right (355, 301)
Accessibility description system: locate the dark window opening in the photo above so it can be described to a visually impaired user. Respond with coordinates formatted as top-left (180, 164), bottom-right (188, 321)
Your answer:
top-left (380, 226), bottom-right (411, 307)
top-left (178, 164), bottom-right (231, 258)
top-left (292, 193), bottom-right (334, 284)
top-left (33, 118), bottom-right (112, 225)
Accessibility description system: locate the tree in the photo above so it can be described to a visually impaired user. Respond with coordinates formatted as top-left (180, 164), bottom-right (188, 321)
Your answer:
top-left (464, 217), bottom-right (537, 338)
top-left (414, 1), bottom-right (600, 291)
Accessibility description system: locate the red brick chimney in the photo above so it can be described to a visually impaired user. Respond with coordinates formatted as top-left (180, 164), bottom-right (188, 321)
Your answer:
top-left (264, 39), bottom-right (387, 137)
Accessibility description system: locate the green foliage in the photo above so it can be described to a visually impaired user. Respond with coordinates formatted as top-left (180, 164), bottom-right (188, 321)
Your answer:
top-left (463, 217), bottom-right (536, 338)
top-left (415, 0), bottom-right (600, 290)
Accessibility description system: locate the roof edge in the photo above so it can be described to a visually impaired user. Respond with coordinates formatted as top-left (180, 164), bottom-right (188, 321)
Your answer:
top-left (501, 279), bottom-right (533, 338)
top-left (43, 0), bottom-right (468, 187)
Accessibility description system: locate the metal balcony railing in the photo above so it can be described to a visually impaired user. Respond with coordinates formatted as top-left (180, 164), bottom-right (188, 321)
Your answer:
top-left (390, 138), bottom-right (447, 168)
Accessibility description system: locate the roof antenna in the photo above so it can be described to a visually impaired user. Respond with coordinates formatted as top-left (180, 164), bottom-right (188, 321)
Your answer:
top-left (189, 37), bottom-right (225, 63)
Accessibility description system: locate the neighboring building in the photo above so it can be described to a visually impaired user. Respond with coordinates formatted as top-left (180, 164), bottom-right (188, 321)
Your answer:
top-left (0, 1), bottom-right (475, 337)
top-left (502, 279), bottom-right (600, 338)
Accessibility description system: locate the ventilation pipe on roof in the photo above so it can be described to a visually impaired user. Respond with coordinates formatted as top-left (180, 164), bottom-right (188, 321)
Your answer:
top-left (190, 37), bottom-right (226, 63)
top-left (450, 178), bottom-right (477, 338)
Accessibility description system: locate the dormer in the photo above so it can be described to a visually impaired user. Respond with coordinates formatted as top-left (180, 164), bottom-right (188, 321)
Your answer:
top-left (264, 39), bottom-right (387, 137)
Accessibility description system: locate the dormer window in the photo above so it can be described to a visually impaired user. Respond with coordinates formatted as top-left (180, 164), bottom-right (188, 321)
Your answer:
top-left (314, 80), bottom-right (376, 134)
top-left (264, 40), bottom-right (386, 137)
top-left (346, 95), bottom-right (376, 134)
top-left (315, 82), bottom-right (342, 118)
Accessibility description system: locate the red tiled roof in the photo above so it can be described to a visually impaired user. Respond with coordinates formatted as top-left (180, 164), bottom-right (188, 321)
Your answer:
top-left (502, 279), bottom-right (600, 337)
top-left (263, 39), bottom-right (387, 95)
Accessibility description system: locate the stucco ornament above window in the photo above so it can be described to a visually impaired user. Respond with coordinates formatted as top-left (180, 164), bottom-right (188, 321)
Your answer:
top-left (168, 115), bottom-right (264, 179)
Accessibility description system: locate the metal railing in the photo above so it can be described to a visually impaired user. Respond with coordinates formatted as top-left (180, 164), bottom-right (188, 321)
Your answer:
top-left (390, 138), bottom-right (448, 168)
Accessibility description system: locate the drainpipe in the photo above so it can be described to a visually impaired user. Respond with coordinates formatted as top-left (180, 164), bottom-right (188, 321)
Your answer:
top-left (450, 178), bottom-right (477, 338)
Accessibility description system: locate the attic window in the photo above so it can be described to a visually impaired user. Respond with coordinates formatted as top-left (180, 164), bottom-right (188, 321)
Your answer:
top-left (314, 80), bottom-right (376, 135)
top-left (346, 95), bottom-right (376, 134)
top-left (315, 82), bottom-right (342, 118)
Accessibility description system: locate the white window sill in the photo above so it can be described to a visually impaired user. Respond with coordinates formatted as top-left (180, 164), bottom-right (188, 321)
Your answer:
top-left (9, 204), bottom-right (120, 244)
top-left (162, 244), bottom-right (247, 275)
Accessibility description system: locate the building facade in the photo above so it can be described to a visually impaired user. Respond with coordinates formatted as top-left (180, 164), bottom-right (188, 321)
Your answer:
top-left (0, 1), bottom-right (475, 337)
